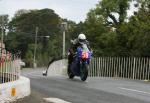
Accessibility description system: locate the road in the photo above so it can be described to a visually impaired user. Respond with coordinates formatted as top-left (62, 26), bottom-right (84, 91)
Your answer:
top-left (16, 68), bottom-right (150, 103)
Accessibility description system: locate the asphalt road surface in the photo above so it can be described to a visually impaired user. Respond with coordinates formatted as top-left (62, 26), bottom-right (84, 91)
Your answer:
top-left (16, 68), bottom-right (150, 103)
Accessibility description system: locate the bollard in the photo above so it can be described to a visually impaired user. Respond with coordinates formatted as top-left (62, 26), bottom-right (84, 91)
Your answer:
top-left (11, 87), bottom-right (16, 97)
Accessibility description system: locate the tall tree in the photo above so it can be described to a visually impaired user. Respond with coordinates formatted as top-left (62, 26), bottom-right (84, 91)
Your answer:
top-left (84, 9), bottom-right (117, 56)
top-left (0, 15), bottom-right (9, 38)
top-left (121, 0), bottom-right (150, 56)
top-left (6, 9), bottom-right (62, 66)
top-left (94, 0), bottom-right (135, 56)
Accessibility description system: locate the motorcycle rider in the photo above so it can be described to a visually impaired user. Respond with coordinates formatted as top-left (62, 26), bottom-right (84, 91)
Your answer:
top-left (68, 33), bottom-right (91, 68)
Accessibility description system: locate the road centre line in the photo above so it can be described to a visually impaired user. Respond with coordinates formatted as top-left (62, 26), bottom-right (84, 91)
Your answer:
top-left (118, 87), bottom-right (150, 95)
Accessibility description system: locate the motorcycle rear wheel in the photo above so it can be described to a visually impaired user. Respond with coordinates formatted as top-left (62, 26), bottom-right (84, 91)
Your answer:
top-left (67, 68), bottom-right (74, 79)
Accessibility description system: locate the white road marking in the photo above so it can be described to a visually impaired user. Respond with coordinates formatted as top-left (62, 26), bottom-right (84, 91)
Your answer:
top-left (43, 98), bottom-right (71, 103)
top-left (23, 73), bottom-right (44, 78)
top-left (85, 80), bottom-right (88, 83)
top-left (119, 87), bottom-right (150, 95)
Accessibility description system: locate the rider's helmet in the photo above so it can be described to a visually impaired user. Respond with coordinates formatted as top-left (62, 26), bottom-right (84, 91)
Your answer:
top-left (78, 33), bottom-right (86, 44)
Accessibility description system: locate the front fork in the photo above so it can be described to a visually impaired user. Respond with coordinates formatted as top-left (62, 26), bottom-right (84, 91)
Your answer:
top-left (79, 60), bottom-right (88, 75)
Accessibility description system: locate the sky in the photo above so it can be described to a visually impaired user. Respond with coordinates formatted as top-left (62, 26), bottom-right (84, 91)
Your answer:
top-left (0, 0), bottom-right (138, 23)
top-left (0, 0), bottom-right (99, 23)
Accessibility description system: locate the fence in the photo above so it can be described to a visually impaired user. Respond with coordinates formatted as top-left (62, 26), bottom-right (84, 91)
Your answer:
top-left (89, 57), bottom-right (150, 80)
top-left (47, 57), bottom-right (150, 81)
top-left (0, 47), bottom-right (21, 84)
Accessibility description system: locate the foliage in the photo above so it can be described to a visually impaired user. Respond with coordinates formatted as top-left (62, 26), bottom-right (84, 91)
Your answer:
top-left (5, 9), bottom-right (62, 67)
top-left (0, 15), bottom-right (9, 30)
top-left (122, 1), bottom-right (150, 56)
top-left (0, 15), bottom-right (9, 40)
top-left (69, 0), bottom-right (150, 57)
top-left (3, 0), bottom-right (150, 67)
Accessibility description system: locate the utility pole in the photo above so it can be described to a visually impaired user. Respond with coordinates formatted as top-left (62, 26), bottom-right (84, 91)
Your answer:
top-left (0, 14), bottom-right (8, 48)
top-left (33, 27), bottom-right (38, 68)
top-left (61, 22), bottom-right (67, 58)
top-left (1, 15), bottom-right (4, 46)
top-left (63, 30), bottom-right (65, 58)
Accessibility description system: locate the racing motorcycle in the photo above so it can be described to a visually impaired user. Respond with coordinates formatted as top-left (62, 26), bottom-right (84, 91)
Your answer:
top-left (67, 43), bottom-right (92, 81)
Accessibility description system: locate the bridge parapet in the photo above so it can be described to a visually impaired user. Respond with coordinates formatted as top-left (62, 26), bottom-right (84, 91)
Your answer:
top-left (47, 57), bottom-right (150, 81)
top-left (47, 59), bottom-right (67, 76)
top-left (0, 46), bottom-right (21, 84)
top-left (0, 45), bottom-right (30, 102)
top-left (89, 57), bottom-right (150, 80)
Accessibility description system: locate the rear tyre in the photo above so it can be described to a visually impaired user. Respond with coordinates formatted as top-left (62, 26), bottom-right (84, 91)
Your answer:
top-left (80, 64), bottom-right (88, 81)
top-left (67, 66), bottom-right (74, 79)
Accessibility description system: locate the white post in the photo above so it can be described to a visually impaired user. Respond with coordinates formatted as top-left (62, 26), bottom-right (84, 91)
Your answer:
top-left (129, 57), bottom-right (131, 79)
top-left (91, 58), bottom-right (93, 77)
top-left (132, 57), bottom-right (136, 79)
top-left (95, 58), bottom-right (96, 76)
top-left (113, 57), bottom-right (115, 77)
top-left (125, 57), bottom-right (128, 78)
top-left (94, 58), bottom-right (96, 77)
top-left (93, 58), bottom-right (95, 76)
top-left (109, 57), bottom-right (111, 77)
top-left (137, 57), bottom-right (140, 79)
top-left (140, 58), bottom-right (143, 80)
top-left (145, 58), bottom-right (148, 80)
top-left (134, 57), bottom-right (137, 79)
top-left (104, 57), bottom-right (107, 77)
top-left (99, 57), bottom-right (101, 77)
top-left (118, 57), bottom-right (120, 77)
top-left (127, 57), bottom-right (129, 78)
top-left (115, 57), bottom-right (118, 77)
top-left (106, 57), bottom-right (108, 77)
top-left (143, 58), bottom-right (146, 80)
top-left (123, 57), bottom-right (125, 78)
top-left (121, 57), bottom-right (123, 78)
top-left (148, 58), bottom-right (150, 80)
top-left (101, 57), bottom-right (104, 77)
top-left (109, 57), bottom-right (110, 77)
top-left (100, 57), bottom-right (102, 77)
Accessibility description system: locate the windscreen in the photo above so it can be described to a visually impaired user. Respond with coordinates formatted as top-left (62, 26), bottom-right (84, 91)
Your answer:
top-left (81, 44), bottom-right (89, 52)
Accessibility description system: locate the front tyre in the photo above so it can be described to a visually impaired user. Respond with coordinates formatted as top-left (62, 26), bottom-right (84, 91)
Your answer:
top-left (80, 64), bottom-right (88, 81)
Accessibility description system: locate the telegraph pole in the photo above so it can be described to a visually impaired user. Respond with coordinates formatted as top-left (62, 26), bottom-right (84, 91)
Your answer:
top-left (63, 29), bottom-right (65, 58)
top-left (1, 15), bottom-right (4, 45)
top-left (1, 14), bottom-right (8, 48)
top-left (33, 27), bottom-right (38, 68)
top-left (61, 22), bottom-right (67, 58)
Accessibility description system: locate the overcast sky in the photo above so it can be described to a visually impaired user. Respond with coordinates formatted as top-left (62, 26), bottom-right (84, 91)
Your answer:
top-left (0, 0), bottom-right (138, 23)
top-left (0, 0), bottom-right (99, 23)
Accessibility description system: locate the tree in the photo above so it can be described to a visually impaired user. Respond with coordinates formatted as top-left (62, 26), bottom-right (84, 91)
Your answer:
top-left (121, 0), bottom-right (150, 56)
top-left (0, 15), bottom-right (8, 29)
top-left (5, 9), bottom-right (62, 66)
top-left (87, 9), bottom-right (118, 56)
top-left (25, 44), bottom-right (34, 67)
top-left (95, 0), bottom-right (132, 27)
top-left (14, 9), bottom-right (30, 18)
top-left (0, 15), bottom-right (9, 39)
top-left (93, 0), bottom-right (137, 56)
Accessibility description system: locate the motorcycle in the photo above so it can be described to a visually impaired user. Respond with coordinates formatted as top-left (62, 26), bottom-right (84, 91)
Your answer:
top-left (67, 43), bottom-right (92, 81)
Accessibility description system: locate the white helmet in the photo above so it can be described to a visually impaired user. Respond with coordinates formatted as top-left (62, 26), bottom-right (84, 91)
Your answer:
top-left (78, 34), bottom-right (86, 44)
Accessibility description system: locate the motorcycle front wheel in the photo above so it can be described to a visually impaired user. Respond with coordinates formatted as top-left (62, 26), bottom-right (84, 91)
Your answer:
top-left (80, 64), bottom-right (88, 81)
